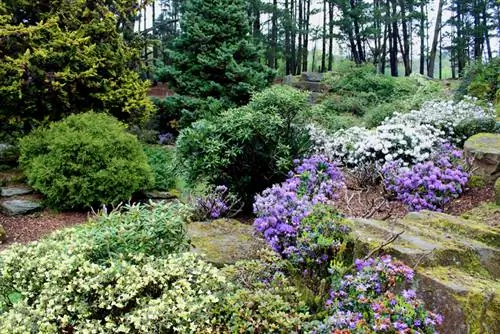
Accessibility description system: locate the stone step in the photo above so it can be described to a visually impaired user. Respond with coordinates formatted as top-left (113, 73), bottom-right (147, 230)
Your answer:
top-left (0, 199), bottom-right (42, 216)
top-left (400, 210), bottom-right (500, 248)
top-left (1, 186), bottom-right (33, 197)
top-left (351, 217), bottom-right (500, 279)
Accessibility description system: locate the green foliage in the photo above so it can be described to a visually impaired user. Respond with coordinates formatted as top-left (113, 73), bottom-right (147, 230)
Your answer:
top-left (143, 146), bottom-right (177, 191)
top-left (456, 58), bottom-right (500, 102)
top-left (363, 104), bottom-right (397, 128)
top-left (216, 250), bottom-right (311, 332)
top-left (153, 94), bottom-right (225, 130)
top-left (160, 0), bottom-right (274, 128)
top-left (0, 1), bottom-right (153, 128)
top-left (323, 62), bottom-right (397, 101)
top-left (19, 112), bottom-right (153, 210)
top-left (454, 117), bottom-right (497, 145)
top-left (176, 86), bottom-right (311, 205)
top-left (290, 205), bottom-right (354, 280)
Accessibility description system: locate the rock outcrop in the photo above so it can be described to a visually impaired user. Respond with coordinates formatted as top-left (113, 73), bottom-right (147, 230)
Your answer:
top-left (188, 219), bottom-right (266, 266)
top-left (464, 133), bottom-right (500, 181)
top-left (350, 205), bottom-right (500, 334)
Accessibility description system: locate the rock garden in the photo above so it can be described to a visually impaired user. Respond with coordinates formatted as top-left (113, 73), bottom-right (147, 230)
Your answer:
top-left (0, 0), bottom-right (499, 333)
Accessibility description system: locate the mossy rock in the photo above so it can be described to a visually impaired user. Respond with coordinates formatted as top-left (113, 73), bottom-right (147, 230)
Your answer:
top-left (0, 225), bottom-right (6, 242)
top-left (467, 175), bottom-right (487, 188)
top-left (187, 219), bottom-right (266, 266)
top-left (417, 267), bottom-right (500, 334)
top-left (464, 133), bottom-right (500, 181)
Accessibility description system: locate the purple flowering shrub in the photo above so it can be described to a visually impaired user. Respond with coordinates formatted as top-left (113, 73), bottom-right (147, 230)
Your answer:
top-left (288, 204), bottom-right (354, 278)
top-left (312, 256), bottom-right (443, 333)
top-left (383, 143), bottom-right (469, 211)
top-left (193, 185), bottom-right (243, 220)
top-left (253, 156), bottom-right (345, 257)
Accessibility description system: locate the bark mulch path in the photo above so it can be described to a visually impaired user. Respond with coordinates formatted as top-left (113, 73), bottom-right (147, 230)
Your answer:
top-left (0, 211), bottom-right (89, 250)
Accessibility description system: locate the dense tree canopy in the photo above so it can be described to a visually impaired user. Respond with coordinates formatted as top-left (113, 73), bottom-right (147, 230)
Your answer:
top-left (0, 0), bottom-right (153, 130)
top-left (160, 0), bottom-right (274, 108)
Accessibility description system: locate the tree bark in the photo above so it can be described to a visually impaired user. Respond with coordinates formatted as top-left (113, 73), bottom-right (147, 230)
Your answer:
top-left (427, 0), bottom-right (443, 78)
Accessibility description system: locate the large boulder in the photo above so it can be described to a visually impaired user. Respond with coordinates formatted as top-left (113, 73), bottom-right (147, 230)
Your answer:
top-left (187, 219), bottom-right (266, 266)
top-left (350, 206), bottom-right (500, 333)
top-left (301, 72), bottom-right (323, 82)
top-left (464, 133), bottom-right (500, 181)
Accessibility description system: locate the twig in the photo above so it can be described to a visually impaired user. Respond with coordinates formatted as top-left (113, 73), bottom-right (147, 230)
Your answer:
top-left (345, 230), bottom-right (404, 273)
top-left (362, 230), bottom-right (404, 261)
top-left (363, 197), bottom-right (387, 218)
top-left (412, 250), bottom-right (434, 270)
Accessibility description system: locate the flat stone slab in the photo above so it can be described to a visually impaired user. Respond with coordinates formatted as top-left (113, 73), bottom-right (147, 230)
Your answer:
top-left (0, 199), bottom-right (42, 216)
top-left (187, 218), bottom-right (266, 266)
top-left (144, 190), bottom-right (177, 200)
top-left (1, 186), bottom-right (33, 197)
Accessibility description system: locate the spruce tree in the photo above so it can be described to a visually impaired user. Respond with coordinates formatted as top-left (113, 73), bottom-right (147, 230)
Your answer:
top-left (164, 0), bottom-right (274, 111)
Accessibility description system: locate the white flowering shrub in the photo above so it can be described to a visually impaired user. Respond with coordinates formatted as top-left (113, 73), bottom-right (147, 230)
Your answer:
top-left (309, 97), bottom-right (495, 169)
top-left (382, 97), bottom-right (495, 144)
top-left (309, 123), bottom-right (444, 167)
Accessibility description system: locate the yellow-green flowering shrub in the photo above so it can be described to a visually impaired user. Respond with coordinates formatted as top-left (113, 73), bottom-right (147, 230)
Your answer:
top-left (0, 253), bottom-right (226, 333)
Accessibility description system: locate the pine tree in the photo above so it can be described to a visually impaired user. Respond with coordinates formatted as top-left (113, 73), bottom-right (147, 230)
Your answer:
top-left (164, 0), bottom-right (274, 108)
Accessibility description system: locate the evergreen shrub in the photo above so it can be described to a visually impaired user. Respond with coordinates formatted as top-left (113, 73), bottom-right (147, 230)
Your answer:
top-left (176, 86), bottom-right (311, 205)
top-left (19, 112), bottom-right (153, 210)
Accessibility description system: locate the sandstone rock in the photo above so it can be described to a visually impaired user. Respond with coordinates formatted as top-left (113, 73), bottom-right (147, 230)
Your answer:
top-left (464, 133), bottom-right (500, 181)
top-left (187, 218), bottom-right (266, 266)
top-left (350, 208), bottom-right (500, 333)
top-left (301, 72), bottom-right (323, 82)
top-left (0, 199), bottom-right (42, 215)
top-left (1, 186), bottom-right (33, 197)
top-left (144, 190), bottom-right (177, 200)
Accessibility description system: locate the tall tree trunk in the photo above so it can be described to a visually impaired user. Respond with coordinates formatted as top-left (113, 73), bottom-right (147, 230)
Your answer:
top-left (322, 0), bottom-right (327, 72)
top-left (399, 0), bottom-right (411, 75)
top-left (328, 1), bottom-right (334, 70)
top-left (390, 0), bottom-right (399, 76)
top-left (419, 0), bottom-right (425, 75)
top-left (427, 0), bottom-right (443, 78)
top-left (291, 0), bottom-right (297, 74)
top-left (297, 0), bottom-right (303, 73)
top-left (269, 0), bottom-right (277, 68)
top-left (302, 0), bottom-right (311, 71)
top-left (439, 29), bottom-right (443, 79)
top-left (352, 0), bottom-right (365, 62)
top-left (483, 0), bottom-right (492, 60)
top-left (285, 0), bottom-right (292, 75)
top-left (473, 0), bottom-right (483, 59)
top-left (152, 1), bottom-right (158, 59)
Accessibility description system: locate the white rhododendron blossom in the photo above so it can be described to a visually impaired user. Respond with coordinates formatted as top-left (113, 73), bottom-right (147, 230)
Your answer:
top-left (309, 97), bottom-right (493, 167)
top-left (382, 96), bottom-right (495, 143)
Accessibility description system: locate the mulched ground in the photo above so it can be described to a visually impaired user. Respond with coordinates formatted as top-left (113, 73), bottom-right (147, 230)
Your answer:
top-left (0, 182), bottom-right (496, 250)
top-left (0, 211), bottom-right (89, 250)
